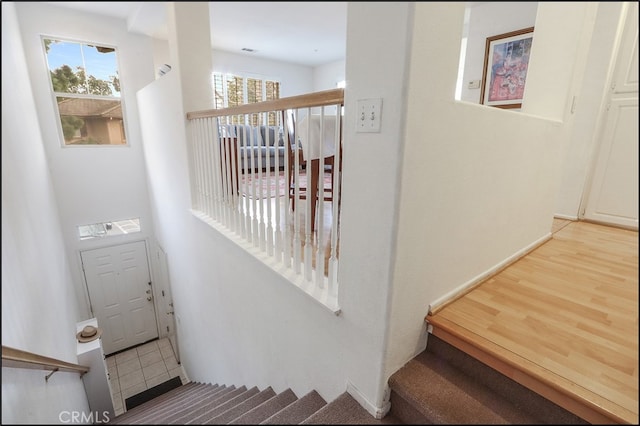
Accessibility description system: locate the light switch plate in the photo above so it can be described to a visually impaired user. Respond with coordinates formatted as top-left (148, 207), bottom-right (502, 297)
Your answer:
top-left (356, 98), bottom-right (382, 133)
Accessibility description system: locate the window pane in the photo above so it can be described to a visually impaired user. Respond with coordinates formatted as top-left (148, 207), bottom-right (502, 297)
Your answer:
top-left (78, 218), bottom-right (141, 240)
top-left (44, 38), bottom-right (126, 146)
top-left (45, 39), bottom-right (120, 97)
top-left (57, 97), bottom-right (125, 145)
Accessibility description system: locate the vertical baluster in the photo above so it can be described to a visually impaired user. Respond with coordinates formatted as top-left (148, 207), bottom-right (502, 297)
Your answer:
top-left (264, 112), bottom-right (274, 257)
top-left (187, 119), bottom-right (199, 209)
top-left (273, 111), bottom-right (283, 264)
top-left (203, 117), bottom-right (216, 220)
top-left (292, 109), bottom-right (302, 275)
top-left (240, 119), bottom-right (251, 243)
top-left (213, 118), bottom-right (225, 222)
top-left (195, 119), bottom-right (207, 213)
top-left (303, 107), bottom-right (313, 282)
top-left (315, 109), bottom-right (326, 289)
top-left (328, 107), bottom-right (342, 295)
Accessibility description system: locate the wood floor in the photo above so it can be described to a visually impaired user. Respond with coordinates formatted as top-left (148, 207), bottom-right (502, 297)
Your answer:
top-left (427, 219), bottom-right (638, 424)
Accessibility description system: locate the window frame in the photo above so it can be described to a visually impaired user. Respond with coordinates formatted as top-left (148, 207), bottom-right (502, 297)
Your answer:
top-left (212, 71), bottom-right (281, 125)
top-left (41, 35), bottom-right (130, 148)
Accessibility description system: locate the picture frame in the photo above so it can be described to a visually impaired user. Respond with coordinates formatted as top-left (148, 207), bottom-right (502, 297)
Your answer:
top-left (480, 27), bottom-right (534, 109)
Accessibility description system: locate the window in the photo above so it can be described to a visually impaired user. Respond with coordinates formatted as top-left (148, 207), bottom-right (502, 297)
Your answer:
top-left (43, 38), bottom-right (126, 146)
top-left (213, 72), bottom-right (280, 125)
top-left (78, 218), bottom-right (141, 240)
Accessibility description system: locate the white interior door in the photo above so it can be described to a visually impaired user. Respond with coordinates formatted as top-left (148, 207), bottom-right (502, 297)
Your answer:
top-left (153, 243), bottom-right (180, 362)
top-left (81, 241), bottom-right (159, 355)
top-left (582, 3), bottom-right (638, 230)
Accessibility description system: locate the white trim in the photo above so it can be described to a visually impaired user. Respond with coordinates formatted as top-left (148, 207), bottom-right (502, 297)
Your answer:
top-left (429, 233), bottom-right (552, 313)
top-left (554, 213), bottom-right (578, 221)
top-left (346, 381), bottom-right (390, 420)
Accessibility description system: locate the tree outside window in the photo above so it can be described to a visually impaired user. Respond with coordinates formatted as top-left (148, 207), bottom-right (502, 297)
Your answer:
top-left (44, 38), bottom-right (126, 146)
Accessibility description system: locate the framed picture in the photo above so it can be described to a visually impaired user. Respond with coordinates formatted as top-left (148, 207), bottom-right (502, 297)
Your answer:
top-left (480, 27), bottom-right (534, 109)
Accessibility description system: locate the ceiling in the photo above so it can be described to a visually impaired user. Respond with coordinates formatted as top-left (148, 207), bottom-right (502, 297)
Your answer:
top-left (47, 2), bottom-right (347, 67)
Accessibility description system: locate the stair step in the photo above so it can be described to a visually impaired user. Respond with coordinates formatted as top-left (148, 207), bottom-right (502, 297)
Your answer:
top-left (185, 385), bottom-right (255, 424)
top-left (301, 392), bottom-right (400, 424)
top-left (231, 388), bottom-right (298, 425)
top-left (207, 386), bottom-right (277, 424)
top-left (389, 350), bottom-right (542, 424)
top-left (163, 385), bottom-right (231, 424)
top-left (129, 384), bottom-right (227, 424)
top-left (109, 382), bottom-right (200, 424)
top-left (261, 390), bottom-right (327, 424)
top-left (388, 334), bottom-right (589, 424)
top-left (423, 334), bottom-right (587, 424)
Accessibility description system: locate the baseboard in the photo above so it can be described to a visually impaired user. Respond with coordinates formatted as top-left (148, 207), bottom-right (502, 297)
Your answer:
top-left (429, 232), bottom-right (551, 314)
top-left (346, 382), bottom-right (390, 420)
top-left (554, 213), bottom-right (578, 220)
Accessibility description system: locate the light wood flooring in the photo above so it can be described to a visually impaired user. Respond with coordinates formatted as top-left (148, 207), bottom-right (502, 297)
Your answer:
top-left (427, 219), bottom-right (638, 424)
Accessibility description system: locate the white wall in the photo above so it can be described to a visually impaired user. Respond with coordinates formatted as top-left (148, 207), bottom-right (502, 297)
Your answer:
top-left (212, 49), bottom-right (314, 97)
top-left (385, 2), bottom-right (598, 381)
top-left (459, 2), bottom-right (538, 104)
top-left (2, 3), bottom-right (90, 423)
top-left (15, 2), bottom-right (158, 319)
top-left (313, 59), bottom-right (346, 91)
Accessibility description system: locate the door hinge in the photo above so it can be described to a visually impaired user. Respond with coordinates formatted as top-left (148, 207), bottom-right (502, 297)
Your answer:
top-left (162, 290), bottom-right (165, 297)
top-left (166, 326), bottom-right (170, 332)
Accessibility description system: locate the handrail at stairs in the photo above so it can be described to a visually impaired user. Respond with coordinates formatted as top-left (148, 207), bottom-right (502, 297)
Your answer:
top-left (2, 345), bottom-right (89, 381)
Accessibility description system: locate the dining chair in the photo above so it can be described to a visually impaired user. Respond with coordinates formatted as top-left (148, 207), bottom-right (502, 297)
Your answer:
top-left (283, 109), bottom-right (338, 232)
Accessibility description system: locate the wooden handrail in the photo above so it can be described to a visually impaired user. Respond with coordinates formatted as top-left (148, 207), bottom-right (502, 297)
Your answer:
top-left (187, 88), bottom-right (344, 120)
top-left (2, 345), bottom-right (89, 381)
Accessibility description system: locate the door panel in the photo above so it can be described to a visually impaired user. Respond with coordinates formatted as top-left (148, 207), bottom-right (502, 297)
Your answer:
top-left (82, 241), bottom-right (159, 355)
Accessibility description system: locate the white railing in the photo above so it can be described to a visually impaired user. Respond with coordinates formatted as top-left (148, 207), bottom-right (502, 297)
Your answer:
top-left (186, 89), bottom-right (343, 312)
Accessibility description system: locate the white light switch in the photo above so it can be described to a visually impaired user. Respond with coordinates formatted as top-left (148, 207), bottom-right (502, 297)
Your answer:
top-left (467, 80), bottom-right (481, 89)
top-left (356, 98), bottom-right (382, 133)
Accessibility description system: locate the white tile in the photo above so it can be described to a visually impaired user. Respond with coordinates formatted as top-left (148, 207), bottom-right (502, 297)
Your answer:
top-left (122, 381), bottom-right (147, 400)
top-left (168, 366), bottom-right (188, 384)
top-left (164, 356), bottom-right (179, 371)
top-left (146, 371), bottom-right (170, 388)
top-left (112, 392), bottom-right (123, 411)
top-left (142, 360), bottom-right (168, 381)
top-left (136, 340), bottom-right (159, 356)
top-left (107, 365), bottom-right (118, 381)
top-left (114, 407), bottom-right (125, 417)
top-left (139, 349), bottom-right (163, 367)
top-left (159, 345), bottom-right (174, 360)
top-left (119, 369), bottom-right (145, 392)
top-left (115, 349), bottom-right (139, 365)
top-left (109, 377), bottom-right (121, 394)
top-left (157, 338), bottom-right (171, 349)
top-left (117, 357), bottom-right (141, 377)
top-left (106, 356), bottom-right (116, 369)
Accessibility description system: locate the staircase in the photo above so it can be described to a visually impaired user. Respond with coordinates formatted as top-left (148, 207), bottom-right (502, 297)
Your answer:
top-left (109, 382), bottom-right (402, 424)
top-left (108, 333), bottom-right (591, 425)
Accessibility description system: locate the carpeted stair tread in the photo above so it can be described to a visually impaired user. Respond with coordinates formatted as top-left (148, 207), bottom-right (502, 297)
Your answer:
top-left (162, 384), bottom-right (233, 424)
top-left (206, 386), bottom-right (277, 424)
top-left (301, 392), bottom-right (402, 424)
top-left (185, 385), bottom-right (254, 424)
top-left (109, 382), bottom-right (200, 424)
top-left (423, 335), bottom-right (587, 424)
top-left (129, 383), bottom-right (227, 424)
top-left (261, 390), bottom-right (327, 424)
top-left (169, 385), bottom-right (238, 424)
top-left (231, 388), bottom-right (298, 424)
top-left (388, 349), bottom-right (542, 424)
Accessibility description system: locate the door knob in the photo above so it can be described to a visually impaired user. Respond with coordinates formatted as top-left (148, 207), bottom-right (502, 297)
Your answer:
top-left (167, 311), bottom-right (174, 315)
top-left (146, 289), bottom-right (151, 294)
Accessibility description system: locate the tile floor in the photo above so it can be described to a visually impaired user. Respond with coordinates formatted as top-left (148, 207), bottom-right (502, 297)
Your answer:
top-left (106, 337), bottom-right (189, 416)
